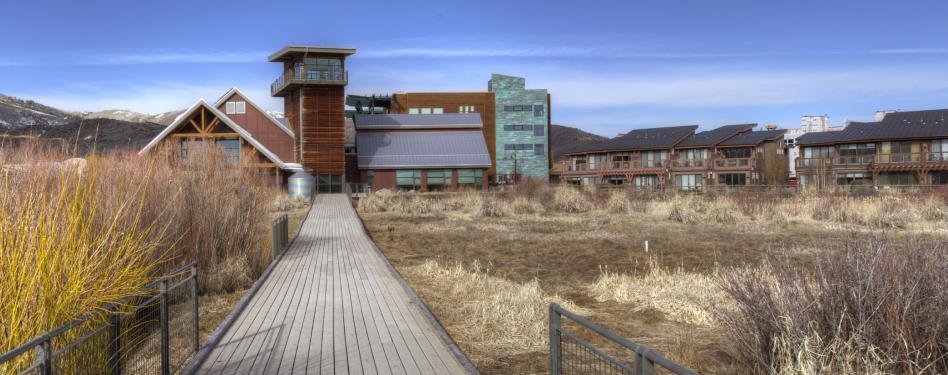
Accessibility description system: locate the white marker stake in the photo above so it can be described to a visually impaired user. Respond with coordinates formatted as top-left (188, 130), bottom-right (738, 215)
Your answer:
top-left (645, 240), bottom-right (649, 253)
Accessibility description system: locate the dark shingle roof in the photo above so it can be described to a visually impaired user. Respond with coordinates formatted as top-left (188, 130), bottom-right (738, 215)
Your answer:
top-left (796, 109), bottom-right (948, 145)
top-left (718, 129), bottom-right (787, 147)
top-left (676, 124), bottom-right (756, 148)
top-left (356, 130), bottom-right (491, 169)
top-left (569, 125), bottom-right (697, 154)
top-left (353, 113), bottom-right (482, 130)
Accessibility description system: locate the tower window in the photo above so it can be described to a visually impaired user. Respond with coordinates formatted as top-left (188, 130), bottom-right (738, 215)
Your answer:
top-left (225, 101), bottom-right (246, 114)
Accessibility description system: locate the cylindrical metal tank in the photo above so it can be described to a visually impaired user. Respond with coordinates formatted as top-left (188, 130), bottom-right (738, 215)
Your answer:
top-left (288, 171), bottom-right (316, 200)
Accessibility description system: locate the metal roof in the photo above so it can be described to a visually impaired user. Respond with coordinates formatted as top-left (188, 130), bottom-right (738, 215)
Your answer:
top-left (718, 129), bottom-right (787, 147)
top-left (676, 124), bottom-right (756, 148)
top-left (268, 46), bottom-right (356, 62)
top-left (796, 109), bottom-right (948, 146)
top-left (356, 130), bottom-right (491, 169)
top-left (569, 125), bottom-right (697, 154)
top-left (353, 113), bottom-right (483, 130)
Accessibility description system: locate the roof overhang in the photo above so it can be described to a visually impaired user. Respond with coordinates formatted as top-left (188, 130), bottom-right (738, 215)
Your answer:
top-left (138, 99), bottom-right (292, 170)
top-left (269, 46), bottom-right (356, 62)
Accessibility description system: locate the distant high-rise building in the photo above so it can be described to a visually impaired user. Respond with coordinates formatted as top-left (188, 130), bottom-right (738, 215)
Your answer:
top-left (800, 115), bottom-right (830, 132)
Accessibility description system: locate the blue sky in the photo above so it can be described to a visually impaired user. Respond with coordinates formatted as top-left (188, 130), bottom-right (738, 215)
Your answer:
top-left (4, 0), bottom-right (948, 136)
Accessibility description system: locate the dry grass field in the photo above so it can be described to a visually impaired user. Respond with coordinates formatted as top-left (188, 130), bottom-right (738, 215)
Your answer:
top-left (357, 186), bottom-right (948, 374)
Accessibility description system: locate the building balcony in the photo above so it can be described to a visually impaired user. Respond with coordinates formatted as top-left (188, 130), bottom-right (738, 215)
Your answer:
top-left (271, 65), bottom-right (348, 96)
top-left (713, 157), bottom-right (754, 171)
top-left (563, 160), bottom-right (668, 174)
top-left (670, 158), bottom-right (708, 171)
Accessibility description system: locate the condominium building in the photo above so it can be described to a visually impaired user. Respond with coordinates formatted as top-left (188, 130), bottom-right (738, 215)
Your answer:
top-left (795, 109), bottom-right (948, 187)
top-left (562, 124), bottom-right (787, 189)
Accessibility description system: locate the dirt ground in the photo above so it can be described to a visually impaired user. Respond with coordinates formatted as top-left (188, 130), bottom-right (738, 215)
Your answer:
top-left (359, 196), bottom-right (944, 374)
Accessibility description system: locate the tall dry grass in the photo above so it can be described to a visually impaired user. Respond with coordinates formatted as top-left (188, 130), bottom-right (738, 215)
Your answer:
top-left (403, 260), bottom-right (586, 368)
top-left (714, 236), bottom-right (948, 374)
top-left (0, 141), bottom-right (276, 366)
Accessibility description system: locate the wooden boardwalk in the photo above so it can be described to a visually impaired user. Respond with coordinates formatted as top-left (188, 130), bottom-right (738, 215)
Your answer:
top-left (196, 194), bottom-right (471, 375)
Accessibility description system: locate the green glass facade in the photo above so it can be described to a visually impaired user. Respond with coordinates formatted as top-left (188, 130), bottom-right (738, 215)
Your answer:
top-left (489, 74), bottom-right (550, 182)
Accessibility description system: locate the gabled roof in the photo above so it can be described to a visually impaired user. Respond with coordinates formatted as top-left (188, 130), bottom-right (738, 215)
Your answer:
top-left (796, 108), bottom-right (948, 146)
top-left (356, 130), bottom-right (491, 169)
top-left (139, 99), bottom-right (295, 170)
top-left (353, 113), bottom-right (483, 130)
top-left (676, 124), bottom-right (756, 148)
top-left (214, 87), bottom-right (295, 138)
top-left (569, 125), bottom-right (698, 154)
top-left (718, 129), bottom-right (787, 147)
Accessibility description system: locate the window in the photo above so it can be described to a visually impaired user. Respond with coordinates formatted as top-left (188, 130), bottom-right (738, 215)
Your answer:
top-left (634, 175), bottom-right (660, 188)
top-left (366, 170), bottom-right (374, 187)
top-left (678, 149), bottom-right (707, 160)
top-left (836, 172), bottom-right (871, 185)
top-left (396, 170), bottom-right (422, 191)
top-left (316, 174), bottom-right (342, 193)
top-left (534, 144), bottom-right (544, 156)
top-left (503, 125), bottom-right (532, 131)
top-left (300, 57), bottom-right (343, 81)
top-left (838, 143), bottom-right (876, 164)
top-left (457, 169), bottom-right (483, 189)
top-left (215, 139), bottom-right (240, 165)
top-left (235, 101), bottom-right (246, 114)
top-left (179, 139), bottom-right (195, 160)
top-left (344, 146), bottom-right (357, 154)
top-left (534, 105), bottom-right (544, 117)
top-left (534, 125), bottom-right (545, 136)
top-left (878, 172), bottom-right (918, 186)
top-left (504, 144), bottom-right (535, 151)
top-left (604, 176), bottom-right (627, 185)
top-left (641, 151), bottom-right (667, 167)
top-left (722, 148), bottom-right (751, 158)
top-left (675, 174), bottom-right (702, 190)
top-left (426, 169), bottom-right (450, 191)
top-left (881, 141), bottom-right (920, 162)
top-left (932, 139), bottom-right (948, 161)
top-left (225, 102), bottom-right (236, 114)
top-left (503, 105), bottom-right (532, 112)
top-left (409, 107), bottom-right (442, 115)
top-left (803, 146), bottom-right (834, 158)
top-left (459, 105), bottom-right (476, 113)
top-left (718, 173), bottom-right (747, 186)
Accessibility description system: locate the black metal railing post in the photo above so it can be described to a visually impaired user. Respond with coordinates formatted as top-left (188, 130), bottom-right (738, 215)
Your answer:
top-left (635, 353), bottom-right (655, 375)
top-left (108, 307), bottom-right (122, 375)
top-left (159, 280), bottom-right (170, 375)
top-left (39, 336), bottom-right (52, 375)
top-left (549, 304), bottom-right (561, 375)
top-left (190, 266), bottom-right (200, 352)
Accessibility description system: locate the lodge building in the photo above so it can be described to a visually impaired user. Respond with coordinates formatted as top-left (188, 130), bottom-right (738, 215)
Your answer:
top-left (795, 109), bottom-right (948, 187)
top-left (561, 124), bottom-right (787, 189)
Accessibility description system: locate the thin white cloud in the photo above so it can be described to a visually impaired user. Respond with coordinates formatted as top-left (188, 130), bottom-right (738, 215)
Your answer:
top-left (83, 51), bottom-right (267, 65)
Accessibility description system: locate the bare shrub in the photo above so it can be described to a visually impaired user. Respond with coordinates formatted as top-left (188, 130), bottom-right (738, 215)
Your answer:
top-left (480, 199), bottom-right (506, 217)
top-left (356, 193), bottom-right (391, 213)
top-left (269, 194), bottom-right (309, 212)
top-left (605, 190), bottom-right (631, 213)
top-left (508, 196), bottom-right (544, 215)
top-left (667, 195), bottom-right (742, 225)
top-left (714, 236), bottom-right (948, 374)
top-left (203, 255), bottom-right (255, 294)
top-left (553, 186), bottom-right (591, 213)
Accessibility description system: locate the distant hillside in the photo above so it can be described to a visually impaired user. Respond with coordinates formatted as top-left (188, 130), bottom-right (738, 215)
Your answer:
top-left (550, 124), bottom-right (608, 160)
top-left (0, 94), bottom-right (79, 129)
top-left (2, 118), bottom-right (165, 155)
top-left (83, 109), bottom-right (184, 125)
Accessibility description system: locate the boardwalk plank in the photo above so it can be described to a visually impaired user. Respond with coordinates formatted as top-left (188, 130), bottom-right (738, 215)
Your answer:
top-left (197, 194), bottom-right (469, 375)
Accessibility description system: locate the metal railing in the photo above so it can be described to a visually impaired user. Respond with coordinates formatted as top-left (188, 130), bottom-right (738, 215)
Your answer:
top-left (875, 153), bottom-right (922, 164)
top-left (713, 157), bottom-right (752, 169)
top-left (549, 304), bottom-right (697, 375)
top-left (271, 65), bottom-right (349, 95)
top-left (0, 263), bottom-right (199, 375)
top-left (272, 214), bottom-right (289, 260)
top-left (835, 155), bottom-right (875, 165)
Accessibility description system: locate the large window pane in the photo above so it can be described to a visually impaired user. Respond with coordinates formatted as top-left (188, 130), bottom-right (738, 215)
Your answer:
top-left (396, 170), bottom-right (422, 190)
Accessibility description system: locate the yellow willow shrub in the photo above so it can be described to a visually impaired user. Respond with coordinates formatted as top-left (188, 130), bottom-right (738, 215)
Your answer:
top-left (0, 164), bottom-right (164, 371)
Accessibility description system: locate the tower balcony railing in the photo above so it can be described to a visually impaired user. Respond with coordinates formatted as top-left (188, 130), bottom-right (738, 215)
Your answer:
top-left (271, 64), bottom-right (349, 95)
